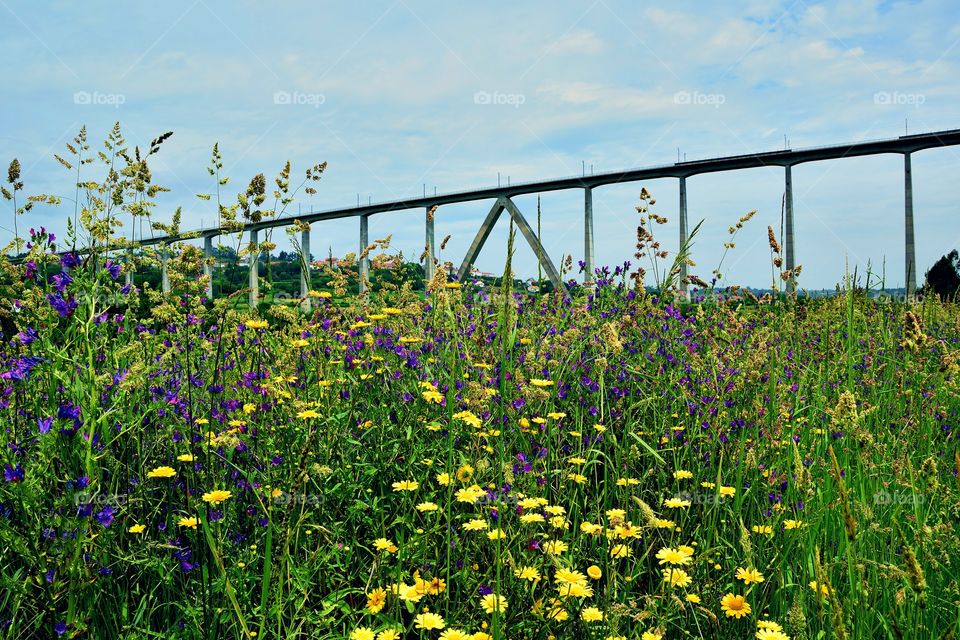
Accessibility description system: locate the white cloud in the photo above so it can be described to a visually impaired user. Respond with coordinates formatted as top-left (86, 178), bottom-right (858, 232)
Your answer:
top-left (534, 80), bottom-right (675, 117)
top-left (543, 29), bottom-right (606, 55)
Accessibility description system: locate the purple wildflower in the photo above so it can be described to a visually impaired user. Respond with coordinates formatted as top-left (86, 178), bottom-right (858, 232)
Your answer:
top-left (60, 252), bottom-right (79, 269)
top-left (3, 464), bottom-right (24, 483)
top-left (46, 293), bottom-right (77, 317)
top-left (95, 506), bottom-right (115, 528)
top-left (15, 326), bottom-right (38, 345)
top-left (104, 260), bottom-right (121, 279)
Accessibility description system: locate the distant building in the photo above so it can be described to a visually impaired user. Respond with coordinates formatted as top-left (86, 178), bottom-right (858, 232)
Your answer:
top-left (314, 257), bottom-right (340, 268)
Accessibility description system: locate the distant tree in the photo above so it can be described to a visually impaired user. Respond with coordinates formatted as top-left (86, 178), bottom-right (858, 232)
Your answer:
top-left (215, 246), bottom-right (237, 262)
top-left (921, 250), bottom-right (960, 301)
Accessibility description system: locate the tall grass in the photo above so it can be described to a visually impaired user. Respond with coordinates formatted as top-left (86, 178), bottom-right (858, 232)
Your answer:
top-left (0, 126), bottom-right (958, 640)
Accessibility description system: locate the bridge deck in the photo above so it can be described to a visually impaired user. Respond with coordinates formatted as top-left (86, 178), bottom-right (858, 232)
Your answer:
top-left (39, 128), bottom-right (960, 247)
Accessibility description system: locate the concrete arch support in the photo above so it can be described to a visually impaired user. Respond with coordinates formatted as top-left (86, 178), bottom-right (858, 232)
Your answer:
top-left (457, 196), bottom-right (566, 293)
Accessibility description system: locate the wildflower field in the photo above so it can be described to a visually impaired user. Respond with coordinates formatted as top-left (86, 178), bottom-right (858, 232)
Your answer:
top-left (1, 131), bottom-right (959, 640)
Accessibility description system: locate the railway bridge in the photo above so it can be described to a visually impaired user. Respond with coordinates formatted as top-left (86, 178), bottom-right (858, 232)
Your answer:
top-left (76, 128), bottom-right (960, 305)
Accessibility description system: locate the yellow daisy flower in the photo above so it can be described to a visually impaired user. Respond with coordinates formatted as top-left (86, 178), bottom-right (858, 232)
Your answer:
top-left (720, 593), bottom-right (751, 619)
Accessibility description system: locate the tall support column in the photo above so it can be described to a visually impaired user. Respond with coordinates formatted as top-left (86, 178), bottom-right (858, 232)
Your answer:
top-left (203, 236), bottom-right (214, 300)
top-left (359, 214), bottom-right (369, 294)
top-left (249, 228), bottom-right (259, 308)
top-left (904, 153), bottom-right (916, 298)
top-left (584, 187), bottom-right (595, 284)
top-left (785, 165), bottom-right (796, 292)
top-left (161, 247), bottom-right (170, 294)
top-left (300, 228), bottom-right (311, 312)
top-left (424, 206), bottom-right (436, 284)
top-left (125, 250), bottom-right (133, 288)
top-left (679, 176), bottom-right (688, 295)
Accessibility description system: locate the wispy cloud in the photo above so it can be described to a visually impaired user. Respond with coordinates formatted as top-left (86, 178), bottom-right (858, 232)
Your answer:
top-left (543, 29), bottom-right (607, 56)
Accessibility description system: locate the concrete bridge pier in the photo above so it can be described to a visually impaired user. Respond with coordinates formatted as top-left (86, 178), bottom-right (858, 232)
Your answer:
top-left (203, 236), bottom-right (214, 300)
top-left (424, 206), bottom-right (436, 283)
top-left (359, 214), bottom-right (369, 294)
top-left (125, 250), bottom-right (133, 289)
top-left (785, 165), bottom-right (795, 292)
top-left (249, 229), bottom-right (259, 308)
top-left (679, 176), bottom-right (688, 295)
top-left (584, 188), bottom-right (594, 285)
top-left (904, 153), bottom-right (916, 298)
top-left (300, 228), bottom-right (311, 311)
top-left (161, 247), bottom-right (170, 294)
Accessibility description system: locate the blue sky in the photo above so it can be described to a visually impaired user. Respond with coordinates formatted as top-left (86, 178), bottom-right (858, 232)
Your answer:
top-left (1, 0), bottom-right (959, 288)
